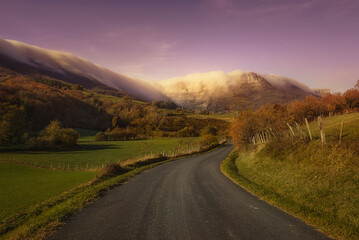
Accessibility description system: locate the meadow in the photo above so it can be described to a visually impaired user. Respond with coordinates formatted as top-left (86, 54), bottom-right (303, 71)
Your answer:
top-left (0, 130), bottom-right (200, 221)
top-left (0, 163), bottom-right (96, 220)
top-left (222, 112), bottom-right (359, 240)
top-left (0, 134), bottom-right (200, 171)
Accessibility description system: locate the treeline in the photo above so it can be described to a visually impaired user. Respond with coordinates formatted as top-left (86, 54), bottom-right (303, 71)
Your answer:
top-left (230, 82), bottom-right (359, 149)
top-left (95, 105), bottom-right (228, 141)
top-left (0, 73), bottom-right (229, 148)
top-left (0, 75), bottom-right (112, 147)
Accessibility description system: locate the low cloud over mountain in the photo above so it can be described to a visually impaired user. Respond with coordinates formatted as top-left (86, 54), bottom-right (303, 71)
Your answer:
top-left (0, 37), bottom-right (315, 110)
top-left (158, 71), bottom-right (315, 110)
top-left (0, 37), bottom-right (167, 101)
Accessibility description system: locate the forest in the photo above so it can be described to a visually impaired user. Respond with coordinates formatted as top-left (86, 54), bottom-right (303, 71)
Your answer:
top-left (0, 71), bottom-right (228, 149)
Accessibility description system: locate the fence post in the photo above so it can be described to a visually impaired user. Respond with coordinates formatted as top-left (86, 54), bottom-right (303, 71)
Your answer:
top-left (318, 117), bottom-right (326, 144)
top-left (339, 120), bottom-right (344, 143)
top-left (287, 123), bottom-right (295, 136)
top-left (305, 118), bottom-right (312, 141)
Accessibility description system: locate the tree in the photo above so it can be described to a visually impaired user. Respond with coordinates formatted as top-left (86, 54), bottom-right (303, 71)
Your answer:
top-left (0, 105), bottom-right (28, 146)
top-left (26, 121), bottom-right (79, 149)
top-left (355, 80), bottom-right (359, 90)
top-left (229, 110), bottom-right (259, 149)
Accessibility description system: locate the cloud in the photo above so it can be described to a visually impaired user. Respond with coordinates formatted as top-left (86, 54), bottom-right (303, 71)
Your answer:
top-left (203, 0), bottom-right (359, 17)
top-left (0, 36), bottom-right (169, 101)
top-left (158, 69), bottom-right (314, 106)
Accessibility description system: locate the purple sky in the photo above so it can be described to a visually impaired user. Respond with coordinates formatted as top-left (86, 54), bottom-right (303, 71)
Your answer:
top-left (1, 0), bottom-right (359, 91)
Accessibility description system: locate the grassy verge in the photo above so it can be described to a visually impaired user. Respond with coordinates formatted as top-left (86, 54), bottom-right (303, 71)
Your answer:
top-left (1, 141), bottom-right (225, 240)
top-left (222, 114), bottom-right (359, 240)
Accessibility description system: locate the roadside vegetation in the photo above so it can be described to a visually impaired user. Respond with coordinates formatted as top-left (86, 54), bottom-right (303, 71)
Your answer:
top-left (224, 82), bottom-right (359, 240)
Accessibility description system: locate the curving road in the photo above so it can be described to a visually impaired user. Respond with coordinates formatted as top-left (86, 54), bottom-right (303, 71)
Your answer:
top-left (49, 144), bottom-right (332, 240)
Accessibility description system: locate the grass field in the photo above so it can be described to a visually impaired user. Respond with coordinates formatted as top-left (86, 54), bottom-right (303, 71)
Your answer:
top-left (82, 91), bottom-right (147, 104)
top-left (0, 163), bottom-right (96, 220)
top-left (0, 137), bottom-right (200, 170)
top-left (222, 112), bottom-right (359, 240)
top-left (305, 112), bottom-right (359, 142)
top-left (188, 112), bottom-right (236, 122)
top-left (0, 131), bottom-right (200, 222)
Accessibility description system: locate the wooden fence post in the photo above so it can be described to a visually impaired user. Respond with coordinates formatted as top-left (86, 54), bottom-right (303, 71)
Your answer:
top-left (318, 117), bottom-right (326, 144)
top-left (339, 120), bottom-right (344, 143)
top-left (305, 118), bottom-right (312, 141)
top-left (287, 123), bottom-right (295, 136)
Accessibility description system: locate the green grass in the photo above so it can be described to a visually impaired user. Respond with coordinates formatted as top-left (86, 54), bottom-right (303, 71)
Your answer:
top-left (1, 142), bottom-right (225, 240)
top-left (188, 112), bottom-right (236, 122)
top-left (0, 138), bottom-right (199, 170)
top-left (0, 163), bottom-right (96, 220)
top-left (82, 91), bottom-right (147, 104)
top-left (0, 132), bottom-right (200, 226)
top-left (304, 112), bottom-right (359, 142)
top-left (222, 113), bottom-right (359, 240)
top-left (75, 128), bottom-right (98, 141)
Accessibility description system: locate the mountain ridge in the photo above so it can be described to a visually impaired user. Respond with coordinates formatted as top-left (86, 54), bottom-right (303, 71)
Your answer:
top-left (158, 71), bottom-right (316, 110)
top-left (0, 37), bottom-right (168, 101)
top-left (0, 36), bottom-right (317, 111)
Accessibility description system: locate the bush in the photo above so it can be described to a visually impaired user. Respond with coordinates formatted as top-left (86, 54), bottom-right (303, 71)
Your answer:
top-left (99, 163), bottom-right (125, 178)
top-left (200, 126), bottom-right (218, 136)
top-left (95, 127), bottom-right (147, 141)
top-left (200, 133), bottom-right (218, 146)
top-left (95, 131), bottom-right (106, 141)
top-left (26, 121), bottom-right (79, 149)
top-left (177, 127), bottom-right (199, 137)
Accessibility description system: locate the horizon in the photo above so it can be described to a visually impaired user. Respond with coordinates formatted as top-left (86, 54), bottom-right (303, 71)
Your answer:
top-left (1, 0), bottom-right (359, 92)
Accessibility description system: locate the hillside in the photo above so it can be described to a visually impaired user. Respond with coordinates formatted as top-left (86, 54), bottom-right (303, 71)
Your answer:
top-left (159, 71), bottom-right (316, 111)
top-left (0, 37), bottom-right (321, 111)
top-left (0, 37), bottom-right (168, 102)
top-left (223, 112), bottom-right (359, 240)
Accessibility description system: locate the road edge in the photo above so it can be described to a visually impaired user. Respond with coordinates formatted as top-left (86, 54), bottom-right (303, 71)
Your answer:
top-left (220, 149), bottom-right (336, 240)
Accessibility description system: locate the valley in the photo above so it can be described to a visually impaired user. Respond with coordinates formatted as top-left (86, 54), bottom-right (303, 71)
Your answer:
top-left (0, 35), bottom-right (358, 240)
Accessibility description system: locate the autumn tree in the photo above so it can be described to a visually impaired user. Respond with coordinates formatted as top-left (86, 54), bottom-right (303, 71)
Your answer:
top-left (229, 110), bottom-right (259, 149)
top-left (26, 121), bottom-right (79, 149)
top-left (0, 105), bottom-right (28, 146)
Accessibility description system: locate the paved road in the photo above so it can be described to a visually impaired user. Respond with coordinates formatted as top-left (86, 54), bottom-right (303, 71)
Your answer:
top-left (49, 144), bottom-right (332, 240)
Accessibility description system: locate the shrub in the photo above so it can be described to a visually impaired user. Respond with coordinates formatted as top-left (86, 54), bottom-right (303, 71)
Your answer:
top-left (177, 127), bottom-right (199, 137)
top-left (99, 163), bottom-right (125, 178)
top-left (26, 121), bottom-right (79, 149)
top-left (200, 133), bottom-right (218, 146)
top-left (94, 131), bottom-right (106, 141)
top-left (200, 126), bottom-right (218, 136)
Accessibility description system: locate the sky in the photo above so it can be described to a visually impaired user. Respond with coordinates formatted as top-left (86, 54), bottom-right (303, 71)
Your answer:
top-left (0, 0), bottom-right (358, 91)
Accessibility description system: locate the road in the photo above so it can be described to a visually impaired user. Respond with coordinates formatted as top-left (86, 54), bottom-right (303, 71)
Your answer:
top-left (49, 144), bottom-right (332, 240)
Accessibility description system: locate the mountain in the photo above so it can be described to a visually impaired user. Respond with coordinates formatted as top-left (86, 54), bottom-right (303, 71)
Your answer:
top-left (158, 70), bottom-right (316, 111)
top-left (0, 37), bottom-right (317, 111)
top-left (0, 37), bottom-right (167, 101)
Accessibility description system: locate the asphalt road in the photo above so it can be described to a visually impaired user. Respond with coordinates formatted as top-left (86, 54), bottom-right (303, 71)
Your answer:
top-left (49, 144), bottom-right (332, 240)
